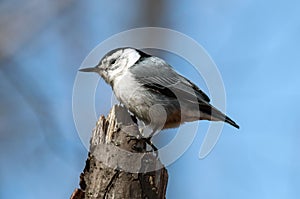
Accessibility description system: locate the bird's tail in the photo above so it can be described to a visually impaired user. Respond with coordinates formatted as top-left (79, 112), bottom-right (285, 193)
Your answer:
top-left (223, 115), bottom-right (240, 129)
top-left (200, 103), bottom-right (240, 129)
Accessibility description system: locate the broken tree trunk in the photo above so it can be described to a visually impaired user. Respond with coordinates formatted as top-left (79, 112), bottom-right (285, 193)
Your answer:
top-left (71, 105), bottom-right (168, 199)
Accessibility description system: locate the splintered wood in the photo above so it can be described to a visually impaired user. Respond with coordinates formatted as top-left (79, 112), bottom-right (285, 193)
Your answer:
top-left (71, 105), bottom-right (168, 199)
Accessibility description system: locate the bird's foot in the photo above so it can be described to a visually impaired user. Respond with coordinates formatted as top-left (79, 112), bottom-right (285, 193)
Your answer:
top-left (126, 135), bottom-right (158, 156)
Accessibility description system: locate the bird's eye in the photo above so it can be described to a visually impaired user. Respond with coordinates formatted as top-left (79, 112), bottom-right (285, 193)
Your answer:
top-left (110, 59), bottom-right (117, 65)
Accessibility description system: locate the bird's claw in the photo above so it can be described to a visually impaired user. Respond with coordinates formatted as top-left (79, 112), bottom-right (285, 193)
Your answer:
top-left (126, 135), bottom-right (158, 156)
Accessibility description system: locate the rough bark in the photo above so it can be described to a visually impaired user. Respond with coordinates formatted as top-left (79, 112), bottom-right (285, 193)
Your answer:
top-left (71, 105), bottom-right (168, 199)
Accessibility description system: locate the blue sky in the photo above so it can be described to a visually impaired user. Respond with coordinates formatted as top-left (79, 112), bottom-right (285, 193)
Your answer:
top-left (1, 0), bottom-right (300, 198)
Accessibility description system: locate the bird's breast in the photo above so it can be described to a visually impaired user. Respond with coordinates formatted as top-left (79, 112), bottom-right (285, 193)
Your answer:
top-left (112, 72), bottom-right (142, 105)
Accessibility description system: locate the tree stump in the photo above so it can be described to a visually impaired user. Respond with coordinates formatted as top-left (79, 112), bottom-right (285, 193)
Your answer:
top-left (71, 105), bottom-right (168, 199)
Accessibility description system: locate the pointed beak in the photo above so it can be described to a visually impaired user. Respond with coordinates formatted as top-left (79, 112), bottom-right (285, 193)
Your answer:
top-left (79, 66), bottom-right (99, 73)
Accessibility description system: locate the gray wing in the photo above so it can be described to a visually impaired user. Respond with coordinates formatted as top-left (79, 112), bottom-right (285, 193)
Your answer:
top-left (130, 56), bottom-right (240, 129)
top-left (130, 56), bottom-right (210, 103)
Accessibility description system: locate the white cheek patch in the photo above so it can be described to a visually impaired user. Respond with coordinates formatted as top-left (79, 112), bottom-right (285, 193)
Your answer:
top-left (123, 49), bottom-right (141, 69)
top-left (107, 49), bottom-right (141, 81)
top-left (109, 65), bottom-right (124, 80)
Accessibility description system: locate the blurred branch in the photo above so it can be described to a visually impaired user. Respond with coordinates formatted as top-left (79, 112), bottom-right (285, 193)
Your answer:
top-left (0, 0), bottom-right (77, 161)
top-left (0, 0), bottom-right (74, 61)
top-left (141, 0), bottom-right (166, 26)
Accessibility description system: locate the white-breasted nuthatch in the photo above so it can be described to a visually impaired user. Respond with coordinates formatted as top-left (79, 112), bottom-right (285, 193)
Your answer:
top-left (80, 47), bottom-right (239, 135)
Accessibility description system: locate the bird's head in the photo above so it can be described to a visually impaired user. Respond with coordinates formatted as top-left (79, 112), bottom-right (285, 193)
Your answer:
top-left (79, 47), bottom-right (145, 85)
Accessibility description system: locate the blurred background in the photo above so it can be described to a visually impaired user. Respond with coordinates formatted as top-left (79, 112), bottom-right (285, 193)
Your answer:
top-left (1, 0), bottom-right (300, 198)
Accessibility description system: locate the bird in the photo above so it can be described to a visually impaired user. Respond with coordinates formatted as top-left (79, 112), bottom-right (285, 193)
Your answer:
top-left (80, 47), bottom-right (239, 137)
